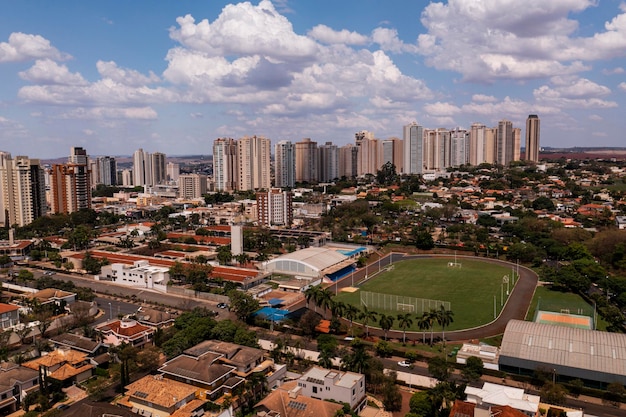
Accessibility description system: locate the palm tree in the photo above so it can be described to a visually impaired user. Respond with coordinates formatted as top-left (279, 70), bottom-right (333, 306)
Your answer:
top-left (378, 314), bottom-right (394, 340)
top-left (417, 312), bottom-right (431, 344)
top-left (344, 305), bottom-right (360, 336)
top-left (331, 300), bottom-right (346, 318)
top-left (397, 313), bottom-right (413, 344)
top-left (359, 306), bottom-right (378, 339)
top-left (318, 348), bottom-right (334, 369)
top-left (317, 288), bottom-right (335, 319)
top-left (304, 286), bottom-right (320, 312)
top-left (427, 308), bottom-right (438, 345)
top-left (436, 305), bottom-right (454, 347)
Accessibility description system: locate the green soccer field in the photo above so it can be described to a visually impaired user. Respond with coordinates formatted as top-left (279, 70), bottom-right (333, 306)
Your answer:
top-left (334, 258), bottom-right (513, 331)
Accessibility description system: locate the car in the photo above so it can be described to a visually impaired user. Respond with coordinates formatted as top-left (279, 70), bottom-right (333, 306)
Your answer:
top-left (43, 271), bottom-right (56, 276)
top-left (217, 303), bottom-right (227, 309)
top-left (56, 404), bottom-right (70, 410)
top-left (343, 337), bottom-right (354, 342)
top-left (397, 360), bottom-right (411, 368)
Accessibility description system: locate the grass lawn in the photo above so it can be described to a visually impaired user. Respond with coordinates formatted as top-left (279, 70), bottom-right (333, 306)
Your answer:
top-left (334, 258), bottom-right (512, 331)
top-left (526, 285), bottom-right (607, 330)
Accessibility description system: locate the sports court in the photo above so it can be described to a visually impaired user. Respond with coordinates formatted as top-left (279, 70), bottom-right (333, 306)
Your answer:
top-left (534, 310), bottom-right (593, 329)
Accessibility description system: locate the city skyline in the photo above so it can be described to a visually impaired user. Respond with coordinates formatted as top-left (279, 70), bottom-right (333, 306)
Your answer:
top-left (1, 0), bottom-right (626, 158)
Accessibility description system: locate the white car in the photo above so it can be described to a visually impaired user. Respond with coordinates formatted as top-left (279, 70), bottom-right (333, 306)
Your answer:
top-left (397, 360), bottom-right (411, 368)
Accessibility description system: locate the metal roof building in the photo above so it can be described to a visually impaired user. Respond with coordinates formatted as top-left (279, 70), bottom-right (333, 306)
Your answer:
top-left (263, 247), bottom-right (355, 279)
top-left (499, 320), bottom-right (626, 387)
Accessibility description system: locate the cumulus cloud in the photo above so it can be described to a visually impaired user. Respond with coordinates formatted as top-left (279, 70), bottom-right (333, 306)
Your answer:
top-left (97, 61), bottom-right (160, 86)
top-left (0, 32), bottom-right (70, 63)
top-left (308, 25), bottom-right (368, 45)
top-left (19, 59), bottom-right (87, 85)
top-left (61, 107), bottom-right (158, 120)
top-left (417, 0), bottom-right (626, 82)
top-left (602, 66), bottom-right (625, 75)
top-left (619, 82), bottom-right (626, 91)
top-left (371, 27), bottom-right (418, 53)
top-left (534, 77), bottom-right (618, 108)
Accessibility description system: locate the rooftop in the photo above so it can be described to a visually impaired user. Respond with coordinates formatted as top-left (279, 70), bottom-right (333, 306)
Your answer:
top-left (124, 375), bottom-right (197, 409)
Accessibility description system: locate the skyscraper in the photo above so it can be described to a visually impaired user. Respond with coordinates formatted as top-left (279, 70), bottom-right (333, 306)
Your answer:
top-left (96, 156), bottom-right (117, 186)
top-left (133, 148), bottom-right (150, 187)
top-left (295, 138), bottom-right (318, 183)
top-left (318, 142), bottom-right (339, 182)
top-left (525, 114), bottom-right (540, 162)
top-left (449, 128), bottom-right (469, 167)
top-left (338, 144), bottom-right (358, 178)
top-left (167, 162), bottom-right (180, 183)
top-left (355, 131), bottom-right (379, 176)
top-left (237, 135), bottom-right (271, 191)
top-left (213, 138), bottom-right (238, 192)
top-left (381, 137), bottom-right (404, 174)
top-left (0, 155), bottom-right (46, 227)
top-left (275, 140), bottom-right (295, 188)
top-left (496, 119), bottom-right (514, 165)
top-left (178, 174), bottom-right (207, 199)
top-left (50, 147), bottom-right (92, 214)
top-left (257, 188), bottom-right (293, 227)
top-left (403, 122), bottom-right (424, 174)
top-left (151, 152), bottom-right (167, 186)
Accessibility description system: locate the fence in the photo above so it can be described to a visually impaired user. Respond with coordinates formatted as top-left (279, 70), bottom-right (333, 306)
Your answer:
top-left (360, 291), bottom-right (450, 315)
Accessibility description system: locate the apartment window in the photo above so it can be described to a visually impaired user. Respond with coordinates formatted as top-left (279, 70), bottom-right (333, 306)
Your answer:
top-left (312, 386), bottom-right (318, 394)
top-left (352, 388), bottom-right (355, 395)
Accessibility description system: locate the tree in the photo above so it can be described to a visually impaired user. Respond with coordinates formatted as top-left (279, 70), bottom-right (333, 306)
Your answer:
top-left (137, 345), bottom-right (162, 372)
top-left (317, 288), bottom-right (335, 318)
top-left (461, 356), bottom-right (484, 383)
top-left (83, 251), bottom-right (104, 274)
top-left (427, 309), bottom-right (438, 345)
top-left (427, 356), bottom-right (450, 381)
top-left (604, 382), bottom-right (626, 407)
top-left (304, 286), bottom-right (321, 312)
top-left (341, 338), bottom-right (370, 374)
top-left (540, 382), bottom-right (568, 406)
top-left (414, 229), bottom-right (435, 250)
top-left (436, 305), bottom-right (454, 346)
top-left (300, 310), bottom-right (322, 337)
top-left (397, 313), bottom-right (413, 344)
top-left (217, 245), bottom-right (233, 265)
top-left (376, 161), bottom-right (398, 186)
top-left (359, 307), bottom-right (378, 339)
top-left (378, 314), bottom-right (394, 340)
top-left (381, 371), bottom-right (402, 411)
top-left (228, 291), bottom-right (260, 322)
top-left (409, 391), bottom-right (434, 417)
top-left (417, 312), bottom-right (431, 345)
top-left (318, 348), bottom-right (334, 369)
top-left (344, 305), bottom-right (360, 336)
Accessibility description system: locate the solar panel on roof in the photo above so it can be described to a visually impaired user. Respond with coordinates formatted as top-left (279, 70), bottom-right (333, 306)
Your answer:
top-left (134, 391), bottom-right (149, 399)
top-left (288, 401), bottom-right (307, 410)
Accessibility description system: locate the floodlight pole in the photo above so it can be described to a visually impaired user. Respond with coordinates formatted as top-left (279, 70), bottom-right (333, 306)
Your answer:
top-left (500, 282), bottom-right (503, 307)
top-left (494, 295), bottom-right (496, 319)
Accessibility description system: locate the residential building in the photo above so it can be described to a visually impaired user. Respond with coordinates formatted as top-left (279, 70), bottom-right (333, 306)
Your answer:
top-left (354, 130), bottom-right (379, 176)
top-left (151, 152), bottom-right (167, 186)
top-left (403, 122), bottom-right (424, 174)
top-left (133, 148), bottom-right (152, 187)
top-left (213, 137), bottom-right (238, 192)
top-left (167, 161), bottom-right (180, 182)
top-left (381, 137), bottom-right (403, 173)
top-left (95, 318), bottom-right (155, 348)
top-left (424, 128), bottom-right (449, 170)
top-left (49, 333), bottom-right (103, 357)
top-left (255, 381), bottom-right (343, 417)
top-left (238, 135), bottom-right (271, 191)
top-left (464, 382), bottom-right (540, 416)
top-left (121, 169), bottom-right (133, 187)
top-left (96, 156), bottom-right (117, 186)
top-left (469, 123), bottom-right (487, 166)
top-left (118, 374), bottom-right (200, 417)
top-left (0, 155), bottom-right (46, 227)
top-left (275, 140), bottom-right (296, 188)
top-left (295, 138), bottom-right (318, 183)
top-left (296, 366), bottom-right (366, 411)
top-left (99, 260), bottom-right (170, 290)
top-left (525, 114), bottom-right (540, 162)
top-left (450, 128), bottom-right (469, 167)
top-left (318, 142), bottom-right (338, 182)
top-left (22, 347), bottom-right (95, 386)
top-left (178, 173), bottom-right (208, 199)
top-left (338, 144), bottom-right (358, 178)
top-left (50, 147), bottom-right (91, 214)
top-left (512, 127), bottom-right (521, 162)
top-left (0, 363), bottom-right (39, 414)
top-left (257, 188), bottom-right (293, 227)
top-left (496, 120), bottom-right (520, 166)
top-left (0, 303), bottom-right (19, 330)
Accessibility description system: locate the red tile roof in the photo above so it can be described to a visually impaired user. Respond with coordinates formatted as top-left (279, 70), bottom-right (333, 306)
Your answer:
top-left (0, 303), bottom-right (19, 314)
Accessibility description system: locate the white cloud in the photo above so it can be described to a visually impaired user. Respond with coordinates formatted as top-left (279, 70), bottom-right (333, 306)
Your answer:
top-left (83, 129), bottom-right (95, 136)
top-left (308, 25), bottom-right (368, 45)
top-left (0, 32), bottom-right (70, 63)
top-left (424, 101), bottom-right (461, 117)
top-left (19, 59), bottom-right (87, 85)
top-left (168, 1), bottom-right (318, 63)
top-left (534, 79), bottom-right (618, 108)
top-left (61, 107), bottom-right (158, 120)
top-left (371, 27), bottom-right (418, 53)
top-left (417, 0), bottom-right (626, 82)
top-left (589, 114), bottom-right (603, 121)
top-left (619, 82), bottom-right (626, 91)
top-left (96, 61), bottom-right (160, 86)
top-left (471, 94), bottom-right (498, 103)
top-left (602, 66), bottom-right (625, 75)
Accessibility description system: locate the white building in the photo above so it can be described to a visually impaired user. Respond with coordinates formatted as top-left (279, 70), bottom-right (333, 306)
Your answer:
top-left (99, 260), bottom-right (169, 291)
top-left (465, 382), bottom-right (539, 417)
top-left (297, 366), bottom-right (366, 411)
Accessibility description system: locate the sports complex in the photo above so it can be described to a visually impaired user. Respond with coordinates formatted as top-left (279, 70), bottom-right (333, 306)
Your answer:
top-left (334, 256), bottom-right (521, 331)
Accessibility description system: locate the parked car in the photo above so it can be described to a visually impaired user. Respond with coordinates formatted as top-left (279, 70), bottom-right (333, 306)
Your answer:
top-left (217, 303), bottom-right (227, 309)
top-left (397, 360), bottom-right (411, 368)
top-left (43, 271), bottom-right (56, 276)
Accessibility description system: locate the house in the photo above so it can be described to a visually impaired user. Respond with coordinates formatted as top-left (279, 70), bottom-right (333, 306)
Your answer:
top-left (158, 349), bottom-right (241, 401)
top-left (296, 366), bottom-right (366, 412)
top-left (117, 374), bottom-right (200, 417)
top-left (254, 381), bottom-right (343, 417)
top-left (0, 304), bottom-right (20, 330)
top-left (456, 343), bottom-right (500, 371)
top-left (616, 216), bottom-right (626, 230)
top-left (99, 260), bottom-right (170, 290)
top-left (49, 333), bottom-right (104, 356)
top-left (95, 318), bottom-right (154, 349)
top-left (135, 307), bottom-right (177, 329)
top-left (22, 347), bottom-right (94, 385)
top-left (464, 382), bottom-right (540, 417)
top-left (0, 362), bottom-right (39, 414)
top-left (185, 340), bottom-right (264, 377)
top-left (448, 400), bottom-right (531, 417)
top-left (58, 400), bottom-right (140, 417)
top-left (27, 288), bottom-right (76, 306)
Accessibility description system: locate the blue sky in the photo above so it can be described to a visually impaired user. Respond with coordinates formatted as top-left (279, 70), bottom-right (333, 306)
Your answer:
top-left (1, 0), bottom-right (626, 158)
